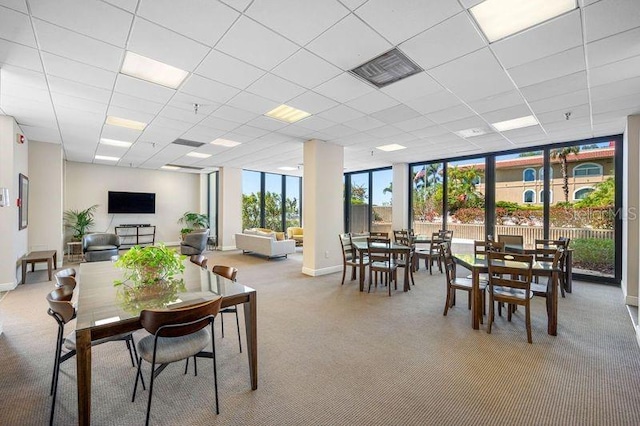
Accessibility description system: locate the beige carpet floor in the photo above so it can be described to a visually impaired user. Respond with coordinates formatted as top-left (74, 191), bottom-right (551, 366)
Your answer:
top-left (1, 249), bottom-right (640, 425)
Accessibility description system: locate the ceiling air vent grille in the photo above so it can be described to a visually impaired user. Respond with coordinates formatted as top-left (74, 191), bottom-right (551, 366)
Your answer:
top-left (349, 48), bottom-right (423, 88)
top-left (166, 163), bottom-right (204, 170)
top-left (171, 139), bottom-right (205, 148)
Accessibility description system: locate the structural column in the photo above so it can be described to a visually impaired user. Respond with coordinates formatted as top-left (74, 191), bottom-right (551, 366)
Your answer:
top-left (392, 163), bottom-right (409, 231)
top-left (302, 140), bottom-right (344, 276)
top-left (623, 115), bottom-right (640, 308)
top-left (217, 166), bottom-right (242, 251)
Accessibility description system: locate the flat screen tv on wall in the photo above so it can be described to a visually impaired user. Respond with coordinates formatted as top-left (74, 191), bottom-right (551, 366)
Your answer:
top-left (108, 191), bottom-right (156, 214)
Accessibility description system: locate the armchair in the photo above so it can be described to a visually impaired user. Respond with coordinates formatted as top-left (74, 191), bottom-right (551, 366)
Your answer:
top-left (287, 227), bottom-right (303, 246)
top-left (180, 230), bottom-right (209, 255)
top-left (82, 233), bottom-right (120, 262)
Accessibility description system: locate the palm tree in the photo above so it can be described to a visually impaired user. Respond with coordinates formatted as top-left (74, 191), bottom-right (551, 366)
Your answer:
top-left (550, 146), bottom-right (580, 203)
top-left (383, 182), bottom-right (392, 194)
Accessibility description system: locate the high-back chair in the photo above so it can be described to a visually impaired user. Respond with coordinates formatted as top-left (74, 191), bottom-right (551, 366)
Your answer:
top-left (395, 233), bottom-right (416, 286)
top-left (47, 287), bottom-right (137, 425)
top-left (531, 248), bottom-right (564, 302)
top-left (367, 236), bottom-right (397, 296)
top-left (533, 239), bottom-right (568, 296)
top-left (212, 265), bottom-right (241, 353)
top-left (486, 252), bottom-right (535, 343)
top-left (441, 242), bottom-right (486, 318)
top-left (339, 233), bottom-right (369, 285)
top-left (54, 268), bottom-right (77, 290)
top-left (133, 297), bottom-right (223, 425)
top-left (497, 235), bottom-right (524, 253)
top-left (415, 232), bottom-right (444, 274)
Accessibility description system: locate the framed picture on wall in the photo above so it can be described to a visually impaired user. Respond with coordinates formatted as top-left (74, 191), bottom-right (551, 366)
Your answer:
top-left (18, 173), bottom-right (28, 230)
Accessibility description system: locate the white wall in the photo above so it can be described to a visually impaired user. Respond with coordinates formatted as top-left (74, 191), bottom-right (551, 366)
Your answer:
top-left (0, 115), bottom-right (28, 291)
top-left (392, 163), bottom-right (409, 230)
top-left (218, 167), bottom-right (242, 250)
top-left (29, 141), bottom-right (64, 266)
top-left (623, 116), bottom-right (640, 307)
top-left (64, 162), bottom-right (201, 245)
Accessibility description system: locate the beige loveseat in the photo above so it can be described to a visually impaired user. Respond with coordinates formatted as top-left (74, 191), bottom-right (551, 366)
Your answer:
top-left (235, 229), bottom-right (295, 259)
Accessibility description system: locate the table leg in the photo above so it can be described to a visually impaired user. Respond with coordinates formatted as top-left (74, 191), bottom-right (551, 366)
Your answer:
top-left (21, 260), bottom-right (26, 285)
top-left (403, 255), bottom-right (410, 292)
top-left (359, 250), bottom-right (365, 292)
top-left (243, 292), bottom-right (258, 390)
top-left (47, 258), bottom-right (53, 281)
top-left (76, 329), bottom-right (92, 425)
top-left (472, 268), bottom-right (480, 330)
top-left (54, 251), bottom-right (57, 270)
top-left (565, 251), bottom-right (572, 293)
top-left (548, 270), bottom-right (558, 336)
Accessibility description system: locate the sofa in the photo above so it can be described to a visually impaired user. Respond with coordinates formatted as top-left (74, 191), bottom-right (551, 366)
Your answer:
top-left (82, 233), bottom-right (120, 262)
top-left (235, 229), bottom-right (295, 259)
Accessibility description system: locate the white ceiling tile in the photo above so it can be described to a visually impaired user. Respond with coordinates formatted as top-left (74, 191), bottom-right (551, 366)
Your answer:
top-left (230, 125), bottom-right (271, 139)
top-left (179, 125), bottom-right (226, 143)
top-left (399, 12), bottom-right (485, 71)
top-left (393, 116), bottom-right (435, 132)
top-left (180, 74), bottom-right (240, 104)
top-left (426, 104), bottom-right (475, 124)
top-left (29, 0), bottom-right (133, 47)
top-left (537, 103), bottom-right (590, 125)
top-left (271, 49), bottom-right (342, 89)
top-left (409, 125), bottom-right (452, 139)
top-left (591, 76), bottom-right (640, 101)
top-left (492, 10), bottom-right (583, 69)
top-left (199, 116), bottom-right (241, 132)
top-left (0, 39), bottom-right (42, 72)
top-left (128, 18), bottom-right (210, 71)
top-left (246, 0), bottom-right (349, 46)
top-left (480, 103), bottom-right (535, 123)
top-left (51, 92), bottom-right (108, 115)
top-left (287, 91), bottom-right (337, 115)
top-left (48, 76), bottom-right (112, 103)
top-left (306, 14), bottom-right (392, 70)
top-left (405, 90), bottom-right (461, 115)
top-left (467, 90), bottom-right (525, 114)
top-left (137, 0), bottom-right (239, 47)
top-left (246, 73), bottom-right (306, 103)
top-left (430, 48), bottom-right (516, 102)
top-left (20, 124), bottom-right (61, 143)
top-left (0, 0), bottom-right (27, 13)
top-left (0, 5), bottom-right (36, 47)
top-left (585, 0), bottom-right (640, 43)
top-left (195, 49), bottom-right (265, 90)
top-left (114, 74), bottom-right (176, 104)
top-left (588, 27), bottom-right (640, 68)
top-left (102, 0), bottom-right (137, 13)
top-left (313, 72), bottom-right (373, 103)
top-left (42, 53), bottom-right (116, 90)
top-left (346, 91), bottom-right (399, 114)
top-left (159, 105), bottom-right (203, 124)
top-left (380, 72), bottom-right (442, 103)
top-left (316, 104), bottom-right (365, 123)
top-left (210, 104), bottom-right (259, 123)
top-left (216, 16), bottom-right (299, 71)
top-left (226, 91), bottom-right (279, 115)
top-left (365, 124), bottom-right (404, 138)
top-left (149, 115), bottom-right (193, 131)
top-left (246, 116), bottom-right (288, 131)
top-left (508, 46), bottom-right (585, 88)
top-left (590, 54), bottom-right (640, 87)
top-left (140, 124), bottom-right (184, 144)
top-left (356, 0), bottom-right (461, 45)
top-left (318, 124), bottom-right (360, 138)
top-left (34, 19), bottom-right (123, 71)
top-left (370, 104), bottom-right (421, 124)
top-left (289, 116), bottom-right (334, 131)
top-left (219, 0), bottom-right (252, 12)
top-left (106, 104), bottom-right (155, 124)
top-left (440, 115), bottom-right (488, 132)
top-left (340, 0), bottom-right (367, 10)
top-left (344, 116), bottom-right (385, 131)
top-left (110, 92), bottom-right (165, 115)
top-left (168, 93), bottom-right (221, 115)
top-left (520, 71), bottom-right (588, 102)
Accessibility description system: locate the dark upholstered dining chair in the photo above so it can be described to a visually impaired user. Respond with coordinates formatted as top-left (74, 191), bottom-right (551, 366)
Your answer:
top-left (132, 297), bottom-right (223, 425)
top-left (189, 254), bottom-right (208, 269)
top-left (339, 233), bottom-right (369, 285)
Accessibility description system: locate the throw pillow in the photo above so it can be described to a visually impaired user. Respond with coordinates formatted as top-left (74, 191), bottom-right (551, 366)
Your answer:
top-left (275, 232), bottom-right (285, 241)
top-left (244, 228), bottom-right (257, 235)
top-left (256, 230), bottom-right (276, 240)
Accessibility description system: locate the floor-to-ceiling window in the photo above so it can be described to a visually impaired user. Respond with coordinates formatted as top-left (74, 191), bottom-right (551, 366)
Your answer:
top-left (371, 169), bottom-right (393, 235)
top-left (410, 162), bottom-right (443, 235)
top-left (242, 170), bottom-right (302, 232)
top-left (344, 168), bottom-right (393, 235)
top-left (348, 172), bottom-right (370, 234)
top-left (447, 157), bottom-right (486, 250)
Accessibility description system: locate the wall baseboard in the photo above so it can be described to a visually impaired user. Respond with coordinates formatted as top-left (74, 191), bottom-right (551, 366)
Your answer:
top-left (0, 280), bottom-right (18, 291)
top-left (626, 295), bottom-right (639, 306)
top-left (219, 245), bottom-right (237, 251)
top-left (302, 265), bottom-right (341, 277)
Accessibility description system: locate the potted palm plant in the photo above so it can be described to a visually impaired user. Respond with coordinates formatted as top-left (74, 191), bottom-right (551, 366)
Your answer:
top-left (177, 212), bottom-right (209, 239)
top-left (63, 204), bottom-right (98, 241)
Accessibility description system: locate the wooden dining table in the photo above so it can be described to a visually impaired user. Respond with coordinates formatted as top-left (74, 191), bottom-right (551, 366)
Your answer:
top-left (352, 240), bottom-right (412, 292)
top-left (453, 253), bottom-right (560, 335)
top-left (75, 261), bottom-right (258, 425)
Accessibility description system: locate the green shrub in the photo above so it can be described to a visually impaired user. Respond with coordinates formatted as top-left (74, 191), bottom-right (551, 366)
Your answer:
top-left (571, 238), bottom-right (614, 273)
top-left (495, 201), bottom-right (520, 212)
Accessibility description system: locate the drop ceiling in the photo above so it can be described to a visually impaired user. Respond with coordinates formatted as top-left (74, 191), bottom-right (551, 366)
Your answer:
top-left (0, 0), bottom-right (638, 176)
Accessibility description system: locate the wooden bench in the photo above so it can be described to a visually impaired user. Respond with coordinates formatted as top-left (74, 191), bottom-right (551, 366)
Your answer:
top-left (21, 250), bottom-right (57, 284)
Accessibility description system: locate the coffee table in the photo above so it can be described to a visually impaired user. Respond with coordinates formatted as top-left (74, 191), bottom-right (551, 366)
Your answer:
top-left (21, 250), bottom-right (57, 284)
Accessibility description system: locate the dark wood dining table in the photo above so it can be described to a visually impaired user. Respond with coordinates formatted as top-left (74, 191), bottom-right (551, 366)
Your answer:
top-left (75, 261), bottom-right (258, 425)
top-left (453, 253), bottom-right (560, 335)
top-left (352, 240), bottom-right (412, 292)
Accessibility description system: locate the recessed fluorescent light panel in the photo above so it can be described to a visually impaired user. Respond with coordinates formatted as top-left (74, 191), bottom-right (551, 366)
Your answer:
top-left (210, 138), bottom-right (241, 147)
top-left (265, 105), bottom-right (311, 123)
top-left (455, 128), bottom-right (490, 138)
top-left (278, 166), bottom-right (297, 171)
top-left (492, 115), bottom-right (539, 132)
top-left (470, 0), bottom-right (577, 43)
top-left (121, 51), bottom-right (189, 89)
top-left (94, 155), bottom-right (119, 161)
top-left (161, 165), bottom-right (180, 170)
top-left (186, 152), bottom-right (211, 159)
top-left (350, 48), bottom-right (423, 88)
top-left (376, 144), bottom-right (406, 152)
top-left (105, 116), bottom-right (146, 131)
top-left (100, 138), bottom-right (132, 148)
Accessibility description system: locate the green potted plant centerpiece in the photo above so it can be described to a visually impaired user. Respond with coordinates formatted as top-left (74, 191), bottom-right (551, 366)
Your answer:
top-left (113, 243), bottom-right (186, 290)
top-left (63, 204), bottom-right (98, 241)
top-left (178, 211), bottom-right (209, 239)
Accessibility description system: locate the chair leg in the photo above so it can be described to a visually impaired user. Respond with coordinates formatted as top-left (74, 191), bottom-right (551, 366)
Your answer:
top-left (50, 327), bottom-right (63, 395)
top-left (50, 344), bottom-right (62, 425)
top-left (193, 356), bottom-right (198, 376)
top-left (340, 265), bottom-right (347, 285)
top-left (220, 314), bottom-right (225, 338)
top-left (132, 357), bottom-right (143, 402)
top-left (487, 297), bottom-right (494, 334)
top-left (184, 358), bottom-right (189, 375)
top-left (145, 362), bottom-right (157, 426)
top-left (428, 257), bottom-right (433, 275)
top-left (467, 291), bottom-right (471, 310)
top-left (125, 337), bottom-right (135, 367)
top-left (526, 303), bottom-right (532, 344)
top-left (443, 286), bottom-right (451, 316)
top-left (234, 309), bottom-right (242, 353)
top-left (211, 323), bottom-right (220, 415)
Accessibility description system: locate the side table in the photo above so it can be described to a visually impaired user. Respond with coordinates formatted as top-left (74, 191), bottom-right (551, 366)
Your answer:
top-left (67, 241), bottom-right (83, 262)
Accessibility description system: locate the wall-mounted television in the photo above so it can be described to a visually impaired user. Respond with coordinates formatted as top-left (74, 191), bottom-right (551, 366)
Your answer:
top-left (108, 191), bottom-right (156, 214)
